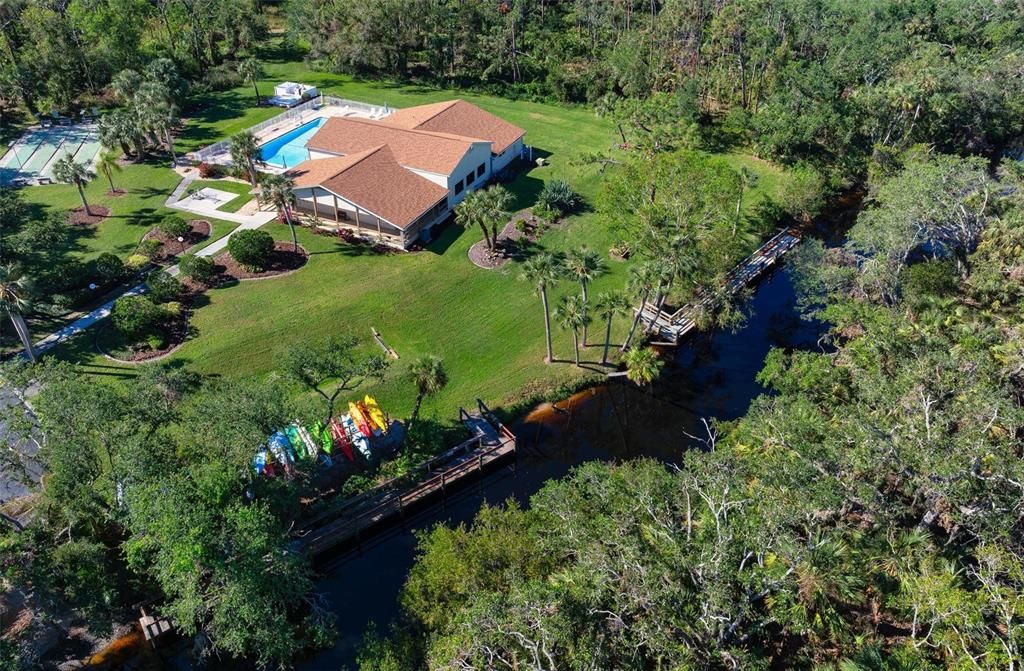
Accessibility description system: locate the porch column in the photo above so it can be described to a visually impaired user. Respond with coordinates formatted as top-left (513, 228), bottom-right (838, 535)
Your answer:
top-left (355, 207), bottom-right (362, 233)
top-left (376, 217), bottom-right (383, 240)
top-left (311, 190), bottom-right (320, 220)
top-left (332, 194), bottom-right (339, 223)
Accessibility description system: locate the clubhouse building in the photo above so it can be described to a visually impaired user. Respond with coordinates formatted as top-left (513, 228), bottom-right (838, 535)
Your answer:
top-left (286, 100), bottom-right (525, 248)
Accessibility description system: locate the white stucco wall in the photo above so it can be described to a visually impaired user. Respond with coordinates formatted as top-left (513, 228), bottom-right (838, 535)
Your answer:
top-left (446, 141), bottom-right (492, 208)
top-left (492, 137), bottom-right (524, 173)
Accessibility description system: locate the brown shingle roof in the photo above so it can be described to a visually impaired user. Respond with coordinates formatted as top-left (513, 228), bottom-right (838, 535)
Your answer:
top-left (288, 145), bottom-right (447, 230)
top-left (382, 99), bottom-right (525, 155)
top-left (306, 116), bottom-right (479, 175)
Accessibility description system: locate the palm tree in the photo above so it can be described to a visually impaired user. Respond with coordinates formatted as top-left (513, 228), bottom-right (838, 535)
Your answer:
top-left (407, 355), bottom-right (448, 433)
top-left (563, 246), bottom-right (606, 345)
top-left (98, 110), bottom-right (135, 157)
top-left (594, 290), bottom-right (630, 366)
top-left (238, 58), bottom-right (264, 105)
top-left (623, 346), bottom-right (663, 389)
top-left (622, 260), bottom-right (659, 352)
top-left (229, 131), bottom-right (260, 186)
top-left (480, 185), bottom-right (512, 250)
top-left (519, 252), bottom-right (562, 363)
top-left (455, 185), bottom-right (512, 253)
top-left (0, 265), bottom-right (35, 362)
top-left (261, 173), bottom-right (298, 251)
top-left (96, 148), bottom-right (121, 194)
top-left (555, 294), bottom-right (591, 366)
top-left (52, 156), bottom-right (96, 216)
top-left (646, 235), bottom-right (699, 332)
top-left (150, 101), bottom-right (179, 165)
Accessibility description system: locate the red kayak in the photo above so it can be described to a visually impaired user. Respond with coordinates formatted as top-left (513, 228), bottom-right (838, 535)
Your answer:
top-left (349, 402), bottom-right (374, 439)
top-left (328, 418), bottom-right (355, 462)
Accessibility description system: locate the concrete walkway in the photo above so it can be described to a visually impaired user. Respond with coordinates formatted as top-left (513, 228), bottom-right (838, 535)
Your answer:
top-left (31, 176), bottom-right (277, 355)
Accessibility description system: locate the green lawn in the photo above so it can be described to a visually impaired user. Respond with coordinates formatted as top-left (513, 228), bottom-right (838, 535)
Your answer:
top-left (21, 162), bottom-right (239, 263)
top-left (1, 161), bottom-right (241, 356)
top-left (184, 178), bottom-right (257, 213)
top-left (50, 43), bottom-right (794, 423)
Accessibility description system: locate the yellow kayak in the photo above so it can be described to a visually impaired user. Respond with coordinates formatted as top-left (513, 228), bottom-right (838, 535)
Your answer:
top-left (363, 395), bottom-right (388, 433)
top-left (348, 402), bottom-right (373, 438)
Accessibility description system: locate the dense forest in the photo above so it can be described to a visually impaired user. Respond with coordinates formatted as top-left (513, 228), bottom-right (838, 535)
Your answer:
top-left (289, 0), bottom-right (1024, 176)
top-left (361, 150), bottom-right (1024, 669)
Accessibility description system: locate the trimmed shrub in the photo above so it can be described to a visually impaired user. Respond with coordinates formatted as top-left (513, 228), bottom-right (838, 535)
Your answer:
top-left (536, 179), bottom-right (582, 215)
top-left (161, 301), bottom-right (183, 318)
top-left (146, 270), bottom-right (182, 303)
top-left (533, 203), bottom-right (559, 226)
top-left (111, 295), bottom-right (162, 335)
top-left (92, 253), bottom-right (125, 283)
top-left (125, 254), bottom-right (150, 272)
top-left (178, 253), bottom-right (215, 284)
top-left (197, 162), bottom-right (219, 178)
top-left (228, 229), bottom-right (275, 271)
top-left (158, 215), bottom-right (191, 240)
top-left (137, 238), bottom-right (163, 260)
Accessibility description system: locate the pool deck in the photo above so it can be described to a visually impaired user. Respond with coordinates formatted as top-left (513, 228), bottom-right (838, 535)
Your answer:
top-left (188, 101), bottom-right (389, 169)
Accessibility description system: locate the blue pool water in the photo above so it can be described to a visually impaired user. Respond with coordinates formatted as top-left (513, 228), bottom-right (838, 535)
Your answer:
top-left (259, 117), bottom-right (327, 169)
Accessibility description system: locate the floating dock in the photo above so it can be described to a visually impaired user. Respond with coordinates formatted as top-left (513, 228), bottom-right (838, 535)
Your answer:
top-left (295, 399), bottom-right (516, 558)
top-left (638, 228), bottom-right (801, 344)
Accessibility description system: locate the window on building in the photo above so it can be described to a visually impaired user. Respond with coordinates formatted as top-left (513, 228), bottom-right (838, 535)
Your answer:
top-left (465, 175), bottom-right (472, 189)
top-left (454, 181), bottom-right (464, 195)
top-left (476, 164), bottom-right (485, 178)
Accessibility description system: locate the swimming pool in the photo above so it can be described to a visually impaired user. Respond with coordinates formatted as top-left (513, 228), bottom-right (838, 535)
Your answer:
top-left (259, 117), bottom-right (326, 169)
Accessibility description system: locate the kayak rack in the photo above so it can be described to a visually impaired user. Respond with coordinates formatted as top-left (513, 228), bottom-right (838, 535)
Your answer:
top-left (295, 399), bottom-right (516, 559)
top-left (636, 228), bottom-right (802, 345)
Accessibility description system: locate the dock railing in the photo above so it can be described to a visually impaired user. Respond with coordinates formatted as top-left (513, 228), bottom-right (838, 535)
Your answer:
top-left (296, 403), bottom-right (517, 556)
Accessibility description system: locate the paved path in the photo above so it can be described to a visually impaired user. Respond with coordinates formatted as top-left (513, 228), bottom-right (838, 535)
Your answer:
top-left (30, 177), bottom-right (277, 355)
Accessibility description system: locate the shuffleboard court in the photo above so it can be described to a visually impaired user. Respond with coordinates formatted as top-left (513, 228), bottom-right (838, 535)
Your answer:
top-left (0, 124), bottom-right (102, 185)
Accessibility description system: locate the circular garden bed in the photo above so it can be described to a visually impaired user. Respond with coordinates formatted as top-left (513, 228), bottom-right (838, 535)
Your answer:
top-left (468, 212), bottom-right (537, 270)
top-left (95, 304), bottom-right (192, 363)
top-left (68, 205), bottom-right (111, 226)
top-left (142, 219), bottom-right (211, 262)
top-left (213, 241), bottom-right (308, 281)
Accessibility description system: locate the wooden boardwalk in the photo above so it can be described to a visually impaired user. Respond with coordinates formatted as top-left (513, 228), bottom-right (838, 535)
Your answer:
top-left (638, 228), bottom-right (801, 345)
top-left (295, 400), bottom-right (516, 558)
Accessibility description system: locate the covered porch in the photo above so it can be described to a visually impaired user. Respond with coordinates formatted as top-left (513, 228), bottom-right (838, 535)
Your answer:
top-left (293, 185), bottom-right (428, 248)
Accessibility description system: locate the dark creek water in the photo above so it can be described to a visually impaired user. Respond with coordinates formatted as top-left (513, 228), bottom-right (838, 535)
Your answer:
top-left (302, 248), bottom-right (832, 670)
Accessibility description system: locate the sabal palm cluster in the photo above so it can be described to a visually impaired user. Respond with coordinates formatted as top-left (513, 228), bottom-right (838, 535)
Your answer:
top-left (98, 59), bottom-right (183, 163)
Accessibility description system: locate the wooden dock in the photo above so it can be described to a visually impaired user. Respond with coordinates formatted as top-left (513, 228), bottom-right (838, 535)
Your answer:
top-left (295, 399), bottom-right (516, 558)
top-left (638, 228), bottom-right (801, 344)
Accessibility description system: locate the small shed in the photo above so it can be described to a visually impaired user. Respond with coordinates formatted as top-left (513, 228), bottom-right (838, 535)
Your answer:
top-left (273, 82), bottom-right (317, 101)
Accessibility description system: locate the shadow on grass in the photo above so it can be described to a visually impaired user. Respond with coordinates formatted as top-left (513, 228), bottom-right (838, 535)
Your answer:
top-left (424, 219), bottom-right (465, 256)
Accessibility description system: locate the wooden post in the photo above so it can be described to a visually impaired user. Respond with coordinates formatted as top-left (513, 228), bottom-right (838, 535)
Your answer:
top-left (440, 471), bottom-right (447, 511)
top-left (477, 450), bottom-right (484, 495)
top-left (332, 194), bottom-right (339, 223)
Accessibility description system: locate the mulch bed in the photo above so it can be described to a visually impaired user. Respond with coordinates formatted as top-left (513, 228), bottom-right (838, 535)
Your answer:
top-left (68, 205), bottom-right (111, 226)
top-left (468, 211), bottom-right (542, 270)
top-left (105, 189), bottom-right (128, 198)
top-left (212, 241), bottom-right (308, 280)
top-left (142, 219), bottom-right (212, 262)
top-left (95, 293), bottom-right (197, 363)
